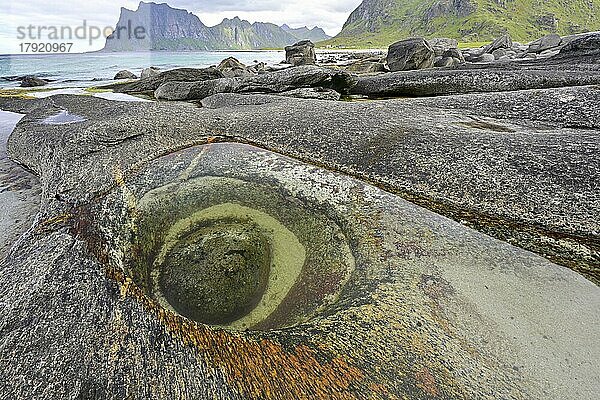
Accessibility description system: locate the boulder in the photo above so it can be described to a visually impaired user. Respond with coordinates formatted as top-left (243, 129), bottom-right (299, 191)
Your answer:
top-left (556, 33), bottom-right (600, 59)
top-left (351, 68), bottom-right (600, 97)
top-left (428, 38), bottom-right (459, 56)
top-left (442, 48), bottom-right (465, 62)
top-left (218, 57), bottom-right (246, 70)
top-left (434, 57), bottom-right (456, 68)
top-left (492, 48), bottom-right (507, 60)
top-left (386, 38), bottom-right (435, 72)
top-left (114, 70), bottom-right (137, 80)
top-left (103, 67), bottom-right (224, 94)
top-left (462, 49), bottom-right (484, 62)
top-left (155, 66), bottom-right (358, 101)
top-left (345, 59), bottom-right (387, 74)
top-left (248, 62), bottom-right (267, 74)
top-left (19, 76), bottom-right (48, 87)
top-left (475, 53), bottom-right (495, 63)
top-left (559, 33), bottom-right (589, 47)
top-left (285, 40), bottom-right (317, 66)
top-left (141, 67), bottom-right (161, 79)
top-left (216, 57), bottom-right (255, 78)
top-left (528, 34), bottom-right (562, 53)
top-left (484, 34), bottom-right (513, 54)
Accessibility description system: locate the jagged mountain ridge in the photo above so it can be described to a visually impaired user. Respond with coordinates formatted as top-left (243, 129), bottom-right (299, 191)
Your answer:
top-left (324, 0), bottom-right (600, 47)
top-left (103, 2), bottom-right (330, 51)
top-left (281, 24), bottom-right (331, 43)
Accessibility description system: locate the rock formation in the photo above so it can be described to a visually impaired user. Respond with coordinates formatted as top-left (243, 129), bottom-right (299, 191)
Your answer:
top-left (103, 67), bottom-right (224, 94)
top-left (0, 84), bottom-right (598, 398)
top-left (154, 66), bottom-right (357, 101)
top-left (285, 40), bottom-right (317, 66)
top-left (19, 76), bottom-right (48, 87)
top-left (386, 38), bottom-right (435, 71)
top-left (140, 67), bottom-right (161, 79)
top-left (114, 70), bottom-right (137, 80)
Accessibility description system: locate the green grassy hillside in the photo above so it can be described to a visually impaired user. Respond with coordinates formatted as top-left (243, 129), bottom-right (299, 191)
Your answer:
top-left (321, 0), bottom-right (600, 48)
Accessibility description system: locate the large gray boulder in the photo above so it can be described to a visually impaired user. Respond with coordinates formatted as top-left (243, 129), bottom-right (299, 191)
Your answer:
top-left (484, 34), bottom-right (513, 54)
top-left (285, 40), bottom-right (317, 66)
top-left (351, 67), bottom-right (600, 97)
top-left (386, 38), bottom-right (435, 72)
top-left (217, 57), bottom-right (254, 78)
top-left (428, 37), bottom-right (459, 56)
top-left (155, 66), bottom-right (357, 101)
top-left (555, 33), bottom-right (600, 59)
top-left (528, 34), bottom-right (562, 53)
top-left (103, 67), bottom-right (224, 94)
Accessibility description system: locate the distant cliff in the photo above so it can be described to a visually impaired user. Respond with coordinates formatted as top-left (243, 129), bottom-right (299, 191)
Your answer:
top-left (102, 2), bottom-right (331, 51)
top-left (322, 0), bottom-right (600, 48)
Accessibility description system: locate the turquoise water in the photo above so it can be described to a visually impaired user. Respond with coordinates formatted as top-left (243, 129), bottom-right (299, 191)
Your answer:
top-left (0, 51), bottom-right (285, 88)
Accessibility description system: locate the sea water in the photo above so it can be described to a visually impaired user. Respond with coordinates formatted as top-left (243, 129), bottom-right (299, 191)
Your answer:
top-left (0, 51), bottom-right (285, 89)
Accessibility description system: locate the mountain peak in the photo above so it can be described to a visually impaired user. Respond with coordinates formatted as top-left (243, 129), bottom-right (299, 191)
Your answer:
top-left (103, 3), bottom-right (331, 51)
top-left (281, 24), bottom-right (331, 42)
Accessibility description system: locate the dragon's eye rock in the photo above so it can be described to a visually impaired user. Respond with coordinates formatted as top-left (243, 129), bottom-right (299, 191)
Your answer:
top-left (120, 155), bottom-right (355, 331)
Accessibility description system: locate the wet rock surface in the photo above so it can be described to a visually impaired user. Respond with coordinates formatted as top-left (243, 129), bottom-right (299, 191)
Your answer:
top-left (157, 217), bottom-right (272, 325)
top-left (0, 110), bottom-right (40, 262)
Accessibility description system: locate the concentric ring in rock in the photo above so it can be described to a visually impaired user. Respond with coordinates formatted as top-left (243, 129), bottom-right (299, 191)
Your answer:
top-left (103, 157), bottom-right (356, 331)
top-left (146, 200), bottom-right (314, 330)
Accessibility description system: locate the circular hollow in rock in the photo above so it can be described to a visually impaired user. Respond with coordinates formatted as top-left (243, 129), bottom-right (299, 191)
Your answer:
top-left (127, 175), bottom-right (354, 331)
top-left (152, 203), bottom-right (306, 329)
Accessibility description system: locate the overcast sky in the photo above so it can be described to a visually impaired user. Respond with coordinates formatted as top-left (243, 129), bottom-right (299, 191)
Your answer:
top-left (0, 0), bottom-right (362, 53)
